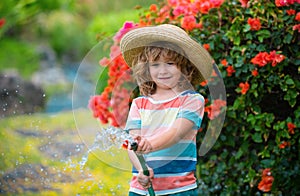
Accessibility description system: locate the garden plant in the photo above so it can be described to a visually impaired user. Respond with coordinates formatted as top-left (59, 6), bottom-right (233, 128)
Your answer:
top-left (89, 0), bottom-right (300, 194)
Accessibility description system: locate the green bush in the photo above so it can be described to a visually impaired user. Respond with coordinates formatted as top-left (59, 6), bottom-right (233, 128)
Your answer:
top-left (139, 0), bottom-right (300, 194)
top-left (92, 0), bottom-right (300, 194)
top-left (0, 39), bottom-right (39, 78)
top-left (87, 10), bottom-right (140, 44)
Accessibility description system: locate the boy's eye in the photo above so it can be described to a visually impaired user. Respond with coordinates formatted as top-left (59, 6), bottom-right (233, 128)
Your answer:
top-left (167, 62), bottom-right (175, 65)
top-left (150, 63), bottom-right (159, 67)
top-left (166, 62), bottom-right (176, 66)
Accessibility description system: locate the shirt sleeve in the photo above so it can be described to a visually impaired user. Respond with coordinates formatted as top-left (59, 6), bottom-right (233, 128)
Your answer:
top-left (176, 92), bottom-right (205, 130)
top-left (124, 99), bottom-right (141, 132)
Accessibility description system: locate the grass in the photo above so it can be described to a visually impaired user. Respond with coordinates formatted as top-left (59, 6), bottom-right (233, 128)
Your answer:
top-left (0, 110), bottom-right (132, 195)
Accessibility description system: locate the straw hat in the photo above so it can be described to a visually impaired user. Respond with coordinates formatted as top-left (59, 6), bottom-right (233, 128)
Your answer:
top-left (120, 24), bottom-right (214, 82)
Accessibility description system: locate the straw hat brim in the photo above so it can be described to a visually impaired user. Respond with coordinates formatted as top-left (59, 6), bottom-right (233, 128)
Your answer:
top-left (120, 24), bottom-right (214, 82)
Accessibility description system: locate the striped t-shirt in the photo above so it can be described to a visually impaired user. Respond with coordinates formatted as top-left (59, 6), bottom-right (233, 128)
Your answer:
top-left (125, 90), bottom-right (205, 195)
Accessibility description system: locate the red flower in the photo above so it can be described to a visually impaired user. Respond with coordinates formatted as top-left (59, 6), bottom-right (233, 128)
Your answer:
top-left (239, 82), bottom-right (250, 95)
top-left (252, 69), bottom-right (259, 77)
top-left (0, 18), bottom-right (5, 28)
top-left (149, 4), bottom-right (157, 12)
top-left (203, 43), bottom-right (210, 51)
top-left (286, 9), bottom-right (296, 15)
top-left (258, 168), bottom-right (274, 192)
top-left (194, 0), bottom-right (213, 14)
top-left (226, 65), bottom-right (235, 77)
top-left (239, 0), bottom-right (250, 7)
top-left (200, 80), bottom-right (208, 86)
top-left (210, 0), bottom-right (224, 8)
top-left (267, 50), bottom-right (285, 67)
top-left (251, 52), bottom-right (269, 67)
top-left (205, 99), bottom-right (227, 120)
top-left (167, 0), bottom-right (177, 7)
top-left (181, 15), bottom-right (202, 31)
top-left (279, 141), bottom-right (291, 149)
top-left (275, 0), bottom-right (298, 7)
top-left (248, 18), bottom-right (261, 31)
top-left (251, 51), bottom-right (285, 67)
top-left (275, 0), bottom-right (288, 7)
top-left (287, 122), bottom-right (296, 134)
top-left (293, 24), bottom-right (300, 32)
top-left (221, 59), bottom-right (228, 66)
top-left (173, 5), bottom-right (188, 17)
top-left (295, 12), bottom-right (300, 21)
top-left (99, 57), bottom-right (110, 67)
top-left (262, 168), bottom-right (272, 177)
top-left (114, 22), bottom-right (138, 42)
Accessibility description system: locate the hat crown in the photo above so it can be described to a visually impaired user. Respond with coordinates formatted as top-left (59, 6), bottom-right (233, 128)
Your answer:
top-left (120, 24), bottom-right (214, 82)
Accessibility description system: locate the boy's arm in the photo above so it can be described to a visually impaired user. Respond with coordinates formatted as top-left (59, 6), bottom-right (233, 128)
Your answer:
top-left (150, 118), bottom-right (194, 151)
top-left (127, 146), bottom-right (142, 170)
top-left (128, 129), bottom-right (151, 171)
top-left (134, 118), bottom-right (194, 153)
top-left (127, 129), bottom-right (154, 189)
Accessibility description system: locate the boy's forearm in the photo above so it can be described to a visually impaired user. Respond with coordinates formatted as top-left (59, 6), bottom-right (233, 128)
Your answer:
top-left (149, 128), bottom-right (181, 151)
top-left (127, 149), bottom-right (142, 171)
top-left (149, 118), bottom-right (194, 151)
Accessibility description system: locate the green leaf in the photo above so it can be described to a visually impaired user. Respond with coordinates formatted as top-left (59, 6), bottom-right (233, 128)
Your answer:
top-left (254, 125), bottom-right (261, 131)
top-left (286, 78), bottom-right (294, 85)
top-left (284, 33), bottom-right (293, 44)
top-left (234, 36), bottom-right (241, 45)
top-left (261, 159), bottom-right (275, 167)
top-left (256, 30), bottom-right (271, 43)
top-left (235, 148), bottom-right (243, 159)
top-left (252, 133), bottom-right (263, 143)
top-left (246, 33), bottom-right (252, 40)
top-left (243, 24), bottom-right (251, 32)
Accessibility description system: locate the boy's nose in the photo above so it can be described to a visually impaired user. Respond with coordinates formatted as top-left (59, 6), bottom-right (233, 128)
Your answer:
top-left (158, 63), bottom-right (168, 73)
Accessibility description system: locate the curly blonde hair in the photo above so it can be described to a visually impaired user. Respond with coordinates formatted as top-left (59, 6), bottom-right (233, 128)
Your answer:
top-left (131, 42), bottom-right (200, 96)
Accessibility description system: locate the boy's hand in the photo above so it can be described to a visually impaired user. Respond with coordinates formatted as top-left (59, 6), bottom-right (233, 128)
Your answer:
top-left (134, 136), bottom-right (153, 154)
top-left (137, 167), bottom-right (154, 189)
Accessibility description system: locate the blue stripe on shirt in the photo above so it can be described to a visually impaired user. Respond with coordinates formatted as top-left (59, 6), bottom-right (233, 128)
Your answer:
top-left (132, 160), bottom-right (197, 174)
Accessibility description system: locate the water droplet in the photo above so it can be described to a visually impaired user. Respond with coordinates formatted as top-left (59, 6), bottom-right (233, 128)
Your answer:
top-left (98, 184), bottom-right (104, 189)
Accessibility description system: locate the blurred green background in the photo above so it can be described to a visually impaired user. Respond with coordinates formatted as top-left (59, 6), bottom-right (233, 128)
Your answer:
top-left (0, 0), bottom-right (156, 78)
top-left (0, 0), bottom-right (156, 195)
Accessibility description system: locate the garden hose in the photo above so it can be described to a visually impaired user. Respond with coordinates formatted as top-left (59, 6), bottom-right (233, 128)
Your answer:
top-left (130, 142), bottom-right (156, 196)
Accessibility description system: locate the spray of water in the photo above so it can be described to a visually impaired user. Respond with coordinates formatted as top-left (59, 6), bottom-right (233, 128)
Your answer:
top-left (78, 126), bottom-right (133, 170)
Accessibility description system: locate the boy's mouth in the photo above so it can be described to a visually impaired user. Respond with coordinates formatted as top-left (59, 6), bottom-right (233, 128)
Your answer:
top-left (158, 77), bottom-right (171, 80)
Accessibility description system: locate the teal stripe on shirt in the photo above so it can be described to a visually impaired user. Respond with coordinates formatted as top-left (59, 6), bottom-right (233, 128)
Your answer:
top-left (125, 120), bottom-right (141, 131)
top-left (177, 110), bottom-right (202, 129)
top-left (145, 142), bottom-right (197, 158)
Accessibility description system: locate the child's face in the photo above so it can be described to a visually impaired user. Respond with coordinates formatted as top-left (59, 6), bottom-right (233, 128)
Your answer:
top-left (148, 55), bottom-right (182, 92)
